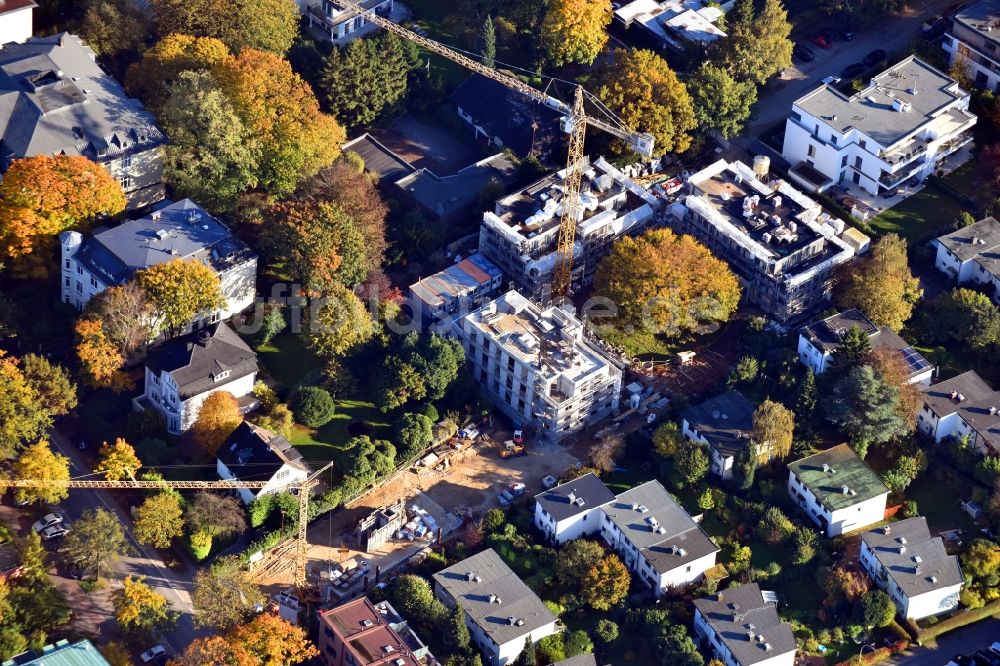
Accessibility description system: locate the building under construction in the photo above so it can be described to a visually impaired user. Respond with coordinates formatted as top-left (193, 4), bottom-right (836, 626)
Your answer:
top-left (478, 156), bottom-right (662, 300)
top-left (452, 290), bottom-right (622, 442)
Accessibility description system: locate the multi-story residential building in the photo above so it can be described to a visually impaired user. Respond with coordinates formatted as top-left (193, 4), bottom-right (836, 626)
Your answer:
top-left (3, 640), bottom-right (111, 666)
top-left (600, 480), bottom-right (719, 596)
top-left (944, 0), bottom-right (1000, 92)
top-left (692, 583), bottom-right (797, 666)
top-left (918, 370), bottom-right (1000, 455)
top-left (135, 323), bottom-right (258, 434)
top-left (614, 0), bottom-right (729, 50)
top-left (668, 159), bottom-right (857, 323)
top-left (479, 157), bottom-right (661, 300)
top-left (860, 517), bottom-right (963, 620)
top-left (787, 444), bottom-right (890, 537)
top-left (933, 216), bottom-right (1000, 302)
top-left (317, 597), bottom-right (437, 666)
top-left (216, 422), bottom-right (310, 505)
top-left (409, 253), bottom-right (504, 329)
top-left (681, 390), bottom-right (756, 481)
top-left (433, 549), bottom-right (558, 666)
top-left (781, 56), bottom-right (976, 197)
top-left (0, 33), bottom-right (166, 207)
top-left (0, 0), bottom-right (35, 44)
top-left (533, 472), bottom-right (617, 544)
top-left (303, 0), bottom-right (393, 45)
top-left (59, 199), bottom-right (257, 322)
top-left (453, 290), bottom-right (622, 442)
top-left (797, 309), bottom-right (934, 384)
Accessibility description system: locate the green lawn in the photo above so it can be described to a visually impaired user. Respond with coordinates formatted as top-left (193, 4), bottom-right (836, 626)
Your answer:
top-left (254, 331), bottom-right (315, 393)
top-left (906, 467), bottom-right (979, 534)
top-left (400, 0), bottom-right (475, 88)
top-left (288, 399), bottom-right (393, 463)
top-left (597, 326), bottom-right (676, 360)
top-left (869, 183), bottom-right (969, 243)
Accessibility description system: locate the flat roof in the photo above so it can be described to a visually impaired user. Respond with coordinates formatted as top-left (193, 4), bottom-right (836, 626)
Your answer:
top-left (861, 517), bottom-right (963, 598)
top-left (793, 56), bottom-right (970, 148)
top-left (319, 598), bottom-right (422, 666)
top-left (693, 584), bottom-right (797, 664)
top-left (343, 133), bottom-right (416, 185)
top-left (614, 0), bottom-right (726, 44)
top-left (954, 0), bottom-right (1000, 41)
top-left (682, 390), bottom-right (755, 457)
top-left (534, 472), bottom-right (616, 523)
top-left (788, 444), bottom-right (889, 512)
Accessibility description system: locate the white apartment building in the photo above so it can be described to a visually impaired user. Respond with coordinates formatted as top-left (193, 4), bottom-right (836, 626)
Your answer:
top-left (782, 56), bottom-right (976, 197)
top-left (216, 422), bottom-right (310, 505)
top-left (668, 159), bottom-right (858, 323)
top-left (479, 157), bottom-right (661, 300)
top-left (533, 472), bottom-right (616, 544)
top-left (797, 309), bottom-right (934, 384)
top-left (433, 549), bottom-right (558, 666)
top-left (933, 216), bottom-right (1000, 302)
top-left (0, 0), bottom-right (35, 44)
top-left (693, 583), bottom-right (796, 666)
top-left (918, 370), bottom-right (1000, 455)
top-left (303, 0), bottom-right (393, 45)
top-left (944, 0), bottom-right (1000, 92)
top-left (787, 444), bottom-right (890, 537)
top-left (59, 199), bottom-right (257, 323)
top-left (614, 0), bottom-right (730, 50)
top-left (453, 290), bottom-right (622, 442)
top-left (600, 480), bottom-right (719, 596)
top-left (860, 518), bottom-right (963, 619)
top-left (135, 323), bottom-right (258, 434)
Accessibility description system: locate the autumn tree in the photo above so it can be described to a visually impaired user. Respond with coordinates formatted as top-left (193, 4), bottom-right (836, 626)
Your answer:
top-left (0, 156), bottom-right (126, 265)
top-left (136, 259), bottom-right (225, 333)
top-left (582, 554), bottom-right (630, 610)
top-left (321, 32), bottom-right (416, 129)
top-left (598, 49), bottom-right (696, 154)
top-left (867, 346), bottom-right (921, 423)
top-left (93, 438), bottom-right (143, 481)
top-left (652, 421), bottom-right (683, 459)
top-left (717, 0), bottom-right (793, 86)
top-left (212, 49), bottom-right (345, 195)
top-left (0, 353), bottom-right (63, 457)
top-left (305, 283), bottom-right (376, 358)
top-left (112, 576), bottom-right (178, 642)
top-left (595, 228), bottom-right (740, 338)
top-left (555, 539), bottom-right (605, 585)
top-left (134, 492), bottom-right (185, 549)
top-left (541, 0), bottom-right (611, 66)
top-left (825, 365), bottom-right (910, 458)
top-left (11, 441), bottom-right (70, 505)
top-left (74, 318), bottom-right (132, 392)
top-left (688, 62), bottom-right (757, 139)
top-left (125, 34), bottom-right (230, 111)
top-left (757, 506), bottom-right (795, 545)
top-left (62, 508), bottom-right (132, 580)
top-left (84, 283), bottom-right (154, 357)
top-left (190, 391), bottom-right (242, 456)
top-left (840, 233), bottom-right (921, 331)
top-left (151, 0), bottom-right (299, 55)
top-left (185, 492), bottom-right (247, 539)
top-left (169, 636), bottom-right (237, 665)
top-left (161, 71), bottom-right (261, 213)
top-left (20, 354), bottom-right (77, 418)
top-left (99, 643), bottom-right (131, 666)
top-left (228, 614), bottom-right (319, 664)
top-left (77, 0), bottom-right (150, 58)
top-left (260, 201), bottom-right (360, 292)
top-left (752, 399), bottom-right (795, 460)
top-left (192, 555), bottom-right (266, 630)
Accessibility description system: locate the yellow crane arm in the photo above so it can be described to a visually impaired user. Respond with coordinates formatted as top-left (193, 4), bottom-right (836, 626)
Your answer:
top-left (1, 478), bottom-right (271, 490)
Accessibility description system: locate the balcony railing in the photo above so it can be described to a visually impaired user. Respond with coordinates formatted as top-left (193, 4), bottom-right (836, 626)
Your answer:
top-left (879, 158), bottom-right (926, 188)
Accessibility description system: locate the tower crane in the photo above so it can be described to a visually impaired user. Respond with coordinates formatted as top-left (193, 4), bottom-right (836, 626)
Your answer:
top-left (2, 462), bottom-right (332, 589)
top-left (327, 0), bottom-right (656, 300)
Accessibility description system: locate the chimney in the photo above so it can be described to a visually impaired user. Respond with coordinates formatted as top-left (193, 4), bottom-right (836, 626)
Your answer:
top-left (59, 33), bottom-right (66, 47)
top-left (958, 393), bottom-right (966, 402)
top-left (842, 485), bottom-right (850, 495)
top-left (197, 329), bottom-right (212, 347)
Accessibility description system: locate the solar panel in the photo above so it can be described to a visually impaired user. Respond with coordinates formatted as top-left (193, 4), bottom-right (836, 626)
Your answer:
top-left (900, 347), bottom-right (931, 373)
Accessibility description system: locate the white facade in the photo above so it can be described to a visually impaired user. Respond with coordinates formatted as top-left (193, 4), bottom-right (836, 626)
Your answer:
top-left (532, 502), bottom-right (604, 545)
top-left (944, 1), bottom-right (1000, 93)
top-left (787, 470), bottom-right (888, 537)
top-left (933, 218), bottom-right (1000, 304)
top-left (917, 372), bottom-right (1000, 455)
top-left (859, 540), bottom-right (962, 619)
top-left (472, 618), bottom-right (558, 666)
top-left (216, 456), bottom-right (308, 505)
top-left (693, 612), bottom-right (795, 666)
top-left (304, 0), bottom-right (393, 45)
top-left (0, 2), bottom-right (34, 45)
top-left (141, 366), bottom-right (256, 435)
top-left (782, 57), bottom-right (976, 197)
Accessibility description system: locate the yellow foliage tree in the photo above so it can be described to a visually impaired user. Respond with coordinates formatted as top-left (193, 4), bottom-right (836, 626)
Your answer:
top-left (95, 438), bottom-right (143, 481)
top-left (582, 554), bottom-right (630, 611)
top-left (541, 0), bottom-right (611, 66)
top-left (74, 318), bottom-right (133, 392)
top-left (12, 440), bottom-right (70, 505)
top-left (136, 259), bottom-right (225, 333)
top-left (191, 391), bottom-right (242, 456)
top-left (125, 34), bottom-right (230, 110)
top-left (112, 575), bottom-right (176, 640)
top-left (752, 399), bottom-right (795, 460)
top-left (840, 233), bottom-right (922, 331)
top-left (134, 492), bottom-right (185, 548)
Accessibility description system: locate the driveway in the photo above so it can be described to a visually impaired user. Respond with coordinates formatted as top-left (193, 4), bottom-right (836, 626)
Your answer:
top-left (889, 617), bottom-right (1000, 665)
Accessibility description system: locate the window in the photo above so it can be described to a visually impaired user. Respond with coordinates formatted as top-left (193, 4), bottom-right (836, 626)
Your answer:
top-left (120, 176), bottom-right (132, 190)
top-left (89, 276), bottom-right (98, 288)
top-left (64, 277), bottom-right (70, 287)
top-left (121, 155), bottom-right (132, 169)
top-left (807, 144), bottom-right (816, 158)
top-left (855, 156), bottom-right (863, 169)
top-left (169, 418), bottom-right (178, 430)
top-left (64, 259), bottom-right (70, 269)
top-left (77, 265), bottom-right (83, 275)
top-left (841, 155), bottom-right (848, 167)
top-left (76, 281), bottom-right (83, 293)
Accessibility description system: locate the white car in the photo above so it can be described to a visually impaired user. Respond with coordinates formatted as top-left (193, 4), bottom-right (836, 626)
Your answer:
top-left (40, 525), bottom-right (69, 541)
top-left (32, 513), bottom-right (63, 533)
top-left (140, 645), bottom-right (167, 662)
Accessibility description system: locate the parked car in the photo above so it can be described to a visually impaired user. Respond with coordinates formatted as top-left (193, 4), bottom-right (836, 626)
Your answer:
top-left (140, 645), bottom-right (167, 663)
top-left (793, 43), bottom-right (816, 62)
top-left (841, 62), bottom-right (866, 79)
top-left (808, 32), bottom-right (833, 48)
top-left (863, 49), bottom-right (886, 67)
top-left (838, 28), bottom-right (856, 41)
top-left (40, 525), bottom-right (69, 541)
top-left (32, 513), bottom-right (63, 533)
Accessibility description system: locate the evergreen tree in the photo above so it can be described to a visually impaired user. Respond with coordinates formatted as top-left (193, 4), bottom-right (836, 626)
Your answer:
top-left (828, 326), bottom-right (872, 377)
top-left (796, 368), bottom-right (817, 425)
top-left (733, 441), bottom-right (756, 491)
top-left (517, 636), bottom-right (536, 666)
top-left (481, 15), bottom-right (496, 69)
top-left (444, 604), bottom-right (472, 657)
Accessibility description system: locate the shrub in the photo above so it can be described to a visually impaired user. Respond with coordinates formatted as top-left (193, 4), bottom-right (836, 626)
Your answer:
top-left (594, 618), bottom-right (619, 644)
top-left (291, 386), bottom-right (336, 427)
top-left (422, 403), bottom-right (440, 423)
top-left (189, 530), bottom-right (212, 561)
top-left (536, 634), bottom-right (566, 664)
top-left (901, 500), bottom-right (919, 519)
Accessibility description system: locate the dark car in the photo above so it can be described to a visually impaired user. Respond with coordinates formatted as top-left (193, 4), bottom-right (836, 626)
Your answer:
top-left (808, 32), bottom-right (833, 48)
top-left (863, 49), bottom-right (886, 67)
top-left (839, 28), bottom-right (856, 41)
top-left (841, 62), bottom-right (865, 79)
top-left (793, 43), bottom-right (816, 62)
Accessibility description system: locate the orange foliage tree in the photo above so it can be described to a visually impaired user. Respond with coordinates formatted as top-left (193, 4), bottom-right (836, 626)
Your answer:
top-left (170, 614), bottom-right (318, 665)
top-left (191, 391), bottom-right (242, 456)
top-left (867, 346), bottom-right (922, 423)
top-left (75, 318), bottom-right (133, 392)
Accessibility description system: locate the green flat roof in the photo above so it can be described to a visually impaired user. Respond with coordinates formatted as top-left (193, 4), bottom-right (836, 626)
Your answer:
top-left (788, 444), bottom-right (889, 512)
top-left (2, 640), bottom-right (110, 666)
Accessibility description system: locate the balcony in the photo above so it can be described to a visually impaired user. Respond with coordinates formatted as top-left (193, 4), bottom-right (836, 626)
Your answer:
top-left (879, 158), bottom-right (926, 188)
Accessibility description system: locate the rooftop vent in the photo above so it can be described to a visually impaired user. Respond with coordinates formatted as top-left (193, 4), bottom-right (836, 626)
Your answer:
top-left (842, 485), bottom-right (850, 495)
top-left (395, 660), bottom-right (406, 666)
top-left (637, 504), bottom-right (649, 513)
top-left (676, 548), bottom-right (687, 557)
top-left (566, 492), bottom-right (576, 504)
top-left (656, 526), bottom-right (667, 535)
top-left (361, 619), bottom-right (374, 628)
top-left (515, 619), bottom-right (525, 627)
top-left (898, 537), bottom-right (908, 545)
top-left (822, 464), bottom-right (830, 472)
top-left (574, 497), bottom-right (586, 507)
top-left (764, 643), bottom-right (772, 652)
top-left (488, 594), bottom-right (501, 604)
top-left (912, 555), bottom-right (922, 564)
top-left (155, 229), bottom-right (169, 241)
top-left (151, 210), bottom-right (161, 221)
top-left (883, 525), bottom-right (891, 535)
top-left (646, 516), bottom-right (659, 527)
top-left (383, 646), bottom-right (395, 654)
top-left (929, 575), bottom-right (938, 583)
top-left (958, 393), bottom-right (966, 402)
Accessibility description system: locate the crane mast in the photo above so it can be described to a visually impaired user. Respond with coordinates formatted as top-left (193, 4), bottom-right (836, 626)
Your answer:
top-left (325, 0), bottom-right (655, 300)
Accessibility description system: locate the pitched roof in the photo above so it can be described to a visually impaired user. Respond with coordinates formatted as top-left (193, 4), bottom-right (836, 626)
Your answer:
top-left (433, 549), bottom-right (556, 647)
top-left (861, 517), bottom-right (963, 598)
top-left (693, 583), bottom-right (797, 665)
top-left (922, 371), bottom-right (1000, 452)
top-left (217, 422), bottom-right (309, 480)
top-left (0, 33), bottom-right (164, 170)
top-left (682, 390), bottom-right (755, 457)
top-left (72, 199), bottom-right (254, 285)
top-left (343, 133), bottom-right (416, 186)
top-left (533, 472), bottom-right (616, 523)
top-left (0, 0), bottom-right (37, 17)
top-left (788, 444), bottom-right (889, 512)
top-left (145, 323), bottom-right (257, 399)
top-left (553, 656), bottom-right (598, 666)
top-left (799, 308), bottom-right (930, 378)
top-left (409, 253), bottom-right (502, 309)
top-left (602, 480), bottom-right (719, 574)
top-left (394, 152), bottom-right (519, 219)
top-left (937, 216), bottom-right (1000, 262)
top-left (2, 639), bottom-right (110, 666)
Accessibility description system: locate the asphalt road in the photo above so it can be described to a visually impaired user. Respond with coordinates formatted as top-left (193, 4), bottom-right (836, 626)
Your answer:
top-left (890, 617), bottom-right (1000, 665)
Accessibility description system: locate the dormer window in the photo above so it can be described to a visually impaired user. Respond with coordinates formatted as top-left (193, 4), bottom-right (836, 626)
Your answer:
top-left (213, 370), bottom-right (231, 382)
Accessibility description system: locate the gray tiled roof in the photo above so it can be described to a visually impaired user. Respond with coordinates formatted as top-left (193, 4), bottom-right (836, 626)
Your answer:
top-left (861, 517), bottom-right (963, 598)
top-left (799, 308), bottom-right (928, 378)
top-left (553, 655), bottom-right (598, 666)
top-left (533, 473), bottom-right (616, 523)
top-left (682, 390), bottom-right (755, 458)
top-left (793, 56), bottom-right (968, 148)
top-left (343, 133), bottom-right (416, 185)
top-left (145, 323), bottom-right (257, 398)
top-left (433, 549), bottom-right (556, 647)
top-left (394, 153), bottom-right (518, 218)
top-left (0, 33), bottom-right (165, 170)
top-left (922, 371), bottom-right (1000, 451)
top-left (694, 583), bottom-right (797, 665)
top-left (937, 217), bottom-right (1000, 279)
top-left (217, 422), bottom-right (309, 480)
